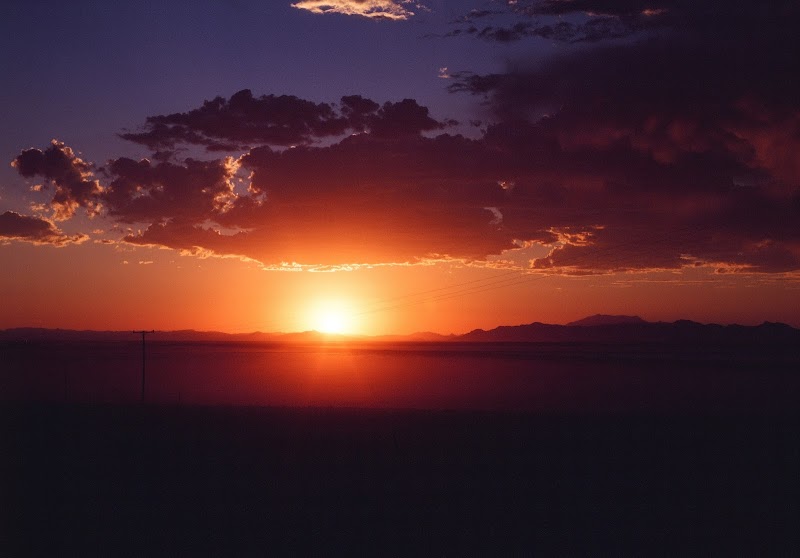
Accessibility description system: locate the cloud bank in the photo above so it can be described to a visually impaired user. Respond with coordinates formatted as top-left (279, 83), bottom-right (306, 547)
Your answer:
top-left (8, 1), bottom-right (799, 273)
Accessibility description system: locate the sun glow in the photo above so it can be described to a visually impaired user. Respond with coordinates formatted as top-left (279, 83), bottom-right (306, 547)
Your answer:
top-left (310, 300), bottom-right (354, 334)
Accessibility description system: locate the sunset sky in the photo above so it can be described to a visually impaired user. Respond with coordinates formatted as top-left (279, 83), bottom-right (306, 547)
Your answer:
top-left (1, 0), bottom-right (798, 334)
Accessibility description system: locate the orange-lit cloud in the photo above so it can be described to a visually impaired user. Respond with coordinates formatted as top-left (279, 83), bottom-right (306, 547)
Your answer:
top-left (291, 0), bottom-right (419, 20)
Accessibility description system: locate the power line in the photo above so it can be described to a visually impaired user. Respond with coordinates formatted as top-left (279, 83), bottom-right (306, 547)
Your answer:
top-left (351, 221), bottom-right (713, 319)
top-left (134, 330), bottom-right (155, 403)
top-left (230, 220), bottom-right (714, 331)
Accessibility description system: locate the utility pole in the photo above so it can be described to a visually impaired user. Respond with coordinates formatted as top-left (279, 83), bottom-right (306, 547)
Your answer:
top-left (134, 330), bottom-right (155, 403)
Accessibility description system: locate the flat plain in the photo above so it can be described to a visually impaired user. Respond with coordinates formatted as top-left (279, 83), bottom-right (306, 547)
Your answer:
top-left (2, 341), bottom-right (799, 554)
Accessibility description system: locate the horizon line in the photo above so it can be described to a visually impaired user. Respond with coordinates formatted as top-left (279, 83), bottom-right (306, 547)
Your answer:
top-left (2, 315), bottom-right (799, 339)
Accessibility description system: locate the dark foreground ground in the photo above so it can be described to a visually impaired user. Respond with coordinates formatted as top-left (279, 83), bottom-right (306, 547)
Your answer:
top-left (2, 404), bottom-right (798, 556)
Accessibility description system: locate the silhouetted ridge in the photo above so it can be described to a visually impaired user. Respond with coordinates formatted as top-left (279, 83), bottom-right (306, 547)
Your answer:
top-left (1, 317), bottom-right (799, 344)
top-left (567, 315), bottom-right (647, 327)
top-left (457, 319), bottom-right (800, 344)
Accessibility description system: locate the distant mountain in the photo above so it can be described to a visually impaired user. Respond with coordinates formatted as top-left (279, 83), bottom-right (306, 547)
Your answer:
top-left (567, 315), bottom-right (647, 327)
top-left (373, 331), bottom-right (456, 342)
top-left (0, 327), bottom-right (453, 344)
top-left (0, 328), bottom-right (282, 343)
top-left (1, 318), bottom-right (799, 345)
top-left (457, 318), bottom-right (800, 344)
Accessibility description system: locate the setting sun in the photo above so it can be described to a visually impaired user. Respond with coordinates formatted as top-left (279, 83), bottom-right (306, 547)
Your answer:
top-left (310, 300), bottom-right (354, 334)
top-left (317, 311), bottom-right (345, 334)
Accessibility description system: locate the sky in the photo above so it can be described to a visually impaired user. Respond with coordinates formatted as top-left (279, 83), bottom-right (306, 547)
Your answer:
top-left (1, 0), bottom-right (799, 334)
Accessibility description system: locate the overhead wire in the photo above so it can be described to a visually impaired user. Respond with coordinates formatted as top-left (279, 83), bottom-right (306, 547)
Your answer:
top-left (351, 220), bottom-right (713, 320)
top-left (225, 217), bottom-right (714, 332)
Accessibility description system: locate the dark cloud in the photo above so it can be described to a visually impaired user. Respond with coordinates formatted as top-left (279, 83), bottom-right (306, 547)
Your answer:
top-left (0, 211), bottom-right (87, 246)
top-left (117, 132), bottom-right (519, 265)
top-left (369, 99), bottom-right (446, 138)
top-left (11, 0), bottom-right (800, 280)
top-left (436, 0), bottom-right (800, 272)
top-left (449, 0), bottom-right (799, 45)
top-left (11, 141), bottom-right (103, 220)
top-left (102, 156), bottom-right (239, 224)
top-left (340, 95), bottom-right (380, 131)
top-left (108, 106), bottom-right (800, 272)
top-left (120, 90), bottom-right (349, 150)
top-left (451, 17), bottom-right (633, 43)
top-left (508, 0), bottom-right (671, 18)
top-left (119, 90), bottom-right (447, 151)
top-left (446, 0), bottom-right (800, 195)
top-left (450, 9), bottom-right (502, 24)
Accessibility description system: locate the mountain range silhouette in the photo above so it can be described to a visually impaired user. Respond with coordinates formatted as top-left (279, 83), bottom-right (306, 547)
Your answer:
top-left (2, 315), bottom-right (798, 344)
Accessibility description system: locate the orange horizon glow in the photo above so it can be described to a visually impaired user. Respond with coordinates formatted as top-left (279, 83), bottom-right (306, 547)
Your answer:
top-left (2, 2), bottom-right (799, 343)
top-left (1, 241), bottom-right (799, 336)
